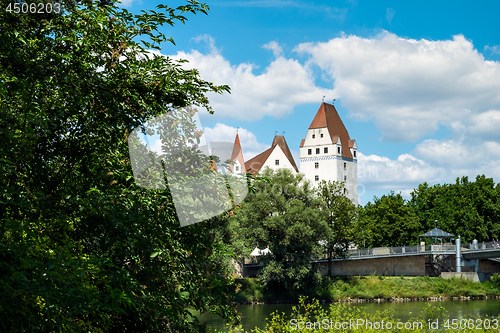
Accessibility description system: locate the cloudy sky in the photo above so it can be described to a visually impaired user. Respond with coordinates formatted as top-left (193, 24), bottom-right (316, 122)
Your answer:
top-left (124, 0), bottom-right (500, 205)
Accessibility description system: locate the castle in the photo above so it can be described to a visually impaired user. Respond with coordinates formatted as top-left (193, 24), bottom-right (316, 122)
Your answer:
top-left (228, 102), bottom-right (358, 205)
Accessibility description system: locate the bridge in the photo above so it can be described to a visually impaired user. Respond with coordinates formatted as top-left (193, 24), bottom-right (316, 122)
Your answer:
top-left (242, 241), bottom-right (500, 279)
top-left (334, 242), bottom-right (500, 261)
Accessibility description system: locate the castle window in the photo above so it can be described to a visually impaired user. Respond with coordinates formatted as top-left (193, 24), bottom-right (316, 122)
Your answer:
top-left (275, 159), bottom-right (279, 166)
top-left (316, 148), bottom-right (320, 154)
top-left (324, 147), bottom-right (328, 154)
top-left (343, 188), bottom-right (347, 194)
top-left (315, 175), bottom-right (319, 181)
top-left (308, 149), bottom-right (312, 155)
top-left (312, 134), bottom-right (315, 139)
top-left (354, 151), bottom-right (357, 158)
top-left (320, 133), bottom-right (324, 138)
top-left (338, 147), bottom-right (341, 154)
top-left (344, 162), bottom-right (347, 169)
top-left (315, 162), bottom-right (319, 169)
top-left (235, 166), bottom-right (239, 172)
top-left (344, 175), bottom-right (347, 182)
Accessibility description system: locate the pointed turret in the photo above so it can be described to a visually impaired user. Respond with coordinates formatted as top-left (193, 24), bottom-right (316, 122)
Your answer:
top-left (229, 133), bottom-right (245, 174)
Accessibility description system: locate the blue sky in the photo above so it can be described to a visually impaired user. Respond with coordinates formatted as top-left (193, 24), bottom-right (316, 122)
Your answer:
top-left (123, 0), bottom-right (500, 205)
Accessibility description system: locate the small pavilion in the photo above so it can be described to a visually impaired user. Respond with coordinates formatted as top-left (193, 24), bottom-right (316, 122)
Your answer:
top-left (419, 228), bottom-right (455, 244)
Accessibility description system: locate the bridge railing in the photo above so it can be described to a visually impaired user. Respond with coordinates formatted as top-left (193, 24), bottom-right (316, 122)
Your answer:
top-left (464, 242), bottom-right (499, 251)
top-left (345, 244), bottom-right (431, 259)
top-left (246, 242), bottom-right (500, 266)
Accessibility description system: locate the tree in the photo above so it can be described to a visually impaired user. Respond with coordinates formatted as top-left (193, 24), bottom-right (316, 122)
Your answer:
top-left (231, 168), bottom-right (327, 296)
top-left (0, 1), bottom-right (237, 331)
top-left (315, 180), bottom-right (357, 276)
top-left (410, 175), bottom-right (500, 242)
top-left (359, 192), bottom-right (421, 247)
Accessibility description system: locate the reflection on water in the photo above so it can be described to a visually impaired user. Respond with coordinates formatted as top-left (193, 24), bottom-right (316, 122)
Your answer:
top-left (197, 299), bottom-right (500, 332)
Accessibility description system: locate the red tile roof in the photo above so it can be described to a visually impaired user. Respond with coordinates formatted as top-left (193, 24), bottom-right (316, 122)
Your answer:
top-left (245, 148), bottom-right (273, 176)
top-left (245, 135), bottom-right (298, 175)
top-left (308, 102), bottom-right (354, 159)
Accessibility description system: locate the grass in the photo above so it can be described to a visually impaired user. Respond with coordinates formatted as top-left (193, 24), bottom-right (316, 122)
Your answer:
top-left (233, 275), bottom-right (500, 303)
top-left (318, 275), bottom-right (500, 300)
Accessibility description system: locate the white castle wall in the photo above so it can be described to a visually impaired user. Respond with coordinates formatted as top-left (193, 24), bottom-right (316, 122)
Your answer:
top-left (300, 127), bottom-right (358, 205)
top-left (262, 145), bottom-right (298, 174)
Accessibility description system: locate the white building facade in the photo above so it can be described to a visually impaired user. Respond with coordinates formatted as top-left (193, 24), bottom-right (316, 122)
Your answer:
top-left (299, 103), bottom-right (358, 205)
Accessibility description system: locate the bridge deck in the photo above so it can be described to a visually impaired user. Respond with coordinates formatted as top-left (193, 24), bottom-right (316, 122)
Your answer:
top-left (244, 242), bottom-right (500, 266)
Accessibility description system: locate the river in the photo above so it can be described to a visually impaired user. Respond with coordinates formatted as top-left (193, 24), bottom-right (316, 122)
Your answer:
top-left (197, 299), bottom-right (500, 332)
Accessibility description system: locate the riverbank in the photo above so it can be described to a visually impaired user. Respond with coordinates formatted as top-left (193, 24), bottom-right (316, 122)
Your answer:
top-left (232, 275), bottom-right (500, 304)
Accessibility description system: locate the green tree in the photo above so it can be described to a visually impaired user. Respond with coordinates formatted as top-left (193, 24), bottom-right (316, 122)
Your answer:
top-left (231, 168), bottom-right (327, 296)
top-left (0, 1), bottom-right (237, 331)
top-left (315, 180), bottom-right (357, 276)
top-left (410, 175), bottom-right (500, 242)
top-left (359, 192), bottom-right (421, 247)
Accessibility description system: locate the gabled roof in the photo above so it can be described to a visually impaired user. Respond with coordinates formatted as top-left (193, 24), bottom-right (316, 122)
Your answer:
top-left (245, 148), bottom-right (272, 175)
top-left (309, 102), bottom-right (354, 159)
top-left (229, 133), bottom-right (245, 173)
top-left (273, 135), bottom-right (299, 172)
top-left (245, 135), bottom-right (298, 175)
top-left (419, 228), bottom-right (455, 238)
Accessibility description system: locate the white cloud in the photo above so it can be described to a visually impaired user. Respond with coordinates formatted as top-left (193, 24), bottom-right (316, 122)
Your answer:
top-left (263, 41), bottom-right (283, 58)
top-left (168, 38), bottom-right (334, 122)
top-left (295, 32), bottom-right (500, 142)
top-left (414, 137), bottom-right (500, 179)
top-left (357, 133), bottom-right (500, 201)
top-left (358, 152), bottom-right (441, 192)
top-left (485, 44), bottom-right (500, 55)
top-left (192, 34), bottom-right (219, 54)
top-left (118, 0), bottom-right (139, 7)
top-left (386, 8), bottom-right (395, 25)
top-left (467, 110), bottom-right (500, 141)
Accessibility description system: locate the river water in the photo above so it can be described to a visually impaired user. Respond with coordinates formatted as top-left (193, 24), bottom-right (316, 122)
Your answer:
top-left (198, 299), bottom-right (500, 332)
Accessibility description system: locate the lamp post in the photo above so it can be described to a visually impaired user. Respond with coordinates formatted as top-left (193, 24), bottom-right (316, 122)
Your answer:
top-left (434, 220), bottom-right (438, 244)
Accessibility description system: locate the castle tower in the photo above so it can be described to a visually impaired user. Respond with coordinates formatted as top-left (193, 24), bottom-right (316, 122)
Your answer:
top-left (229, 133), bottom-right (245, 174)
top-left (299, 103), bottom-right (358, 205)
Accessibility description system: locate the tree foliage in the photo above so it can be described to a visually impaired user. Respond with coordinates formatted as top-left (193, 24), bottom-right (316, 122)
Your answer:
top-left (358, 191), bottom-right (421, 247)
top-left (230, 169), bottom-right (327, 295)
top-left (358, 175), bottom-right (500, 248)
top-left (315, 180), bottom-right (357, 275)
top-left (0, 0), bottom-right (236, 331)
top-left (410, 175), bottom-right (500, 242)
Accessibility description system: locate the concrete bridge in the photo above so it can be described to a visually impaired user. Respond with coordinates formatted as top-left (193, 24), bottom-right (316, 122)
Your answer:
top-left (242, 241), bottom-right (500, 280)
top-left (334, 241), bottom-right (500, 261)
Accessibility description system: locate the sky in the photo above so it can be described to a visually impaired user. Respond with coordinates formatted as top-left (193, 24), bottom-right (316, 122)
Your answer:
top-left (121, 0), bottom-right (500, 205)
